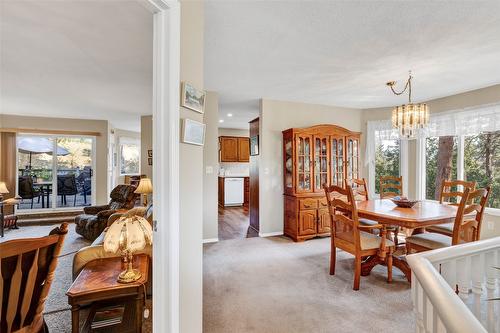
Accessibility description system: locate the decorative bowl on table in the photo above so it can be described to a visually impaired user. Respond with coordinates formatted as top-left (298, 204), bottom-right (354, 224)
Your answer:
top-left (390, 196), bottom-right (418, 208)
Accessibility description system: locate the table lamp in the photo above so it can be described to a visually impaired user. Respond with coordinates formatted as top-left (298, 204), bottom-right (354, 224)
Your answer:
top-left (135, 178), bottom-right (153, 206)
top-left (103, 215), bottom-right (153, 283)
top-left (0, 182), bottom-right (9, 201)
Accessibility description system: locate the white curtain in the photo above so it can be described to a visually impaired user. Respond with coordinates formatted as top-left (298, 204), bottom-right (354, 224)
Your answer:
top-left (365, 102), bottom-right (500, 166)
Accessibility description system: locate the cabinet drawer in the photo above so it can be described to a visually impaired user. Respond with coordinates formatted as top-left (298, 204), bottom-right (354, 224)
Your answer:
top-left (299, 198), bottom-right (318, 210)
top-left (318, 198), bottom-right (328, 208)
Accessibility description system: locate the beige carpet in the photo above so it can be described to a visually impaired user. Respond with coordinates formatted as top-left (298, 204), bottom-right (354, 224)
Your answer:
top-left (204, 236), bottom-right (415, 333)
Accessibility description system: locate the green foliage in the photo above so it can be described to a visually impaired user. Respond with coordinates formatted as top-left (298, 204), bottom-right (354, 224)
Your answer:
top-left (375, 140), bottom-right (400, 193)
top-left (464, 131), bottom-right (500, 208)
top-left (426, 131), bottom-right (499, 208)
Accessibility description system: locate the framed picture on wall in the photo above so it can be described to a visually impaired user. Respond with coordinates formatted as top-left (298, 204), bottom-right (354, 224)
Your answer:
top-left (250, 135), bottom-right (259, 155)
top-left (181, 82), bottom-right (206, 114)
top-left (148, 158), bottom-right (153, 165)
top-left (148, 150), bottom-right (152, 158)
top-left (181, 118), bottom-right (206, 146)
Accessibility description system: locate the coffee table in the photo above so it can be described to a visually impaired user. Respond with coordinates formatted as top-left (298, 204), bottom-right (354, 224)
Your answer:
top-left (67, 254), bottom-right (149, 333)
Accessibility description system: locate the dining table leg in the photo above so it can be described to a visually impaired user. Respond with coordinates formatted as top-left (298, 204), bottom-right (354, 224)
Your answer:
top-left (361, 255), bottom-right (411, 282)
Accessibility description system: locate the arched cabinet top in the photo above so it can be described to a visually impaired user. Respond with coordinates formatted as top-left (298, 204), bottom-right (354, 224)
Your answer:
top-left (282, 124), bottom-right (361, 137)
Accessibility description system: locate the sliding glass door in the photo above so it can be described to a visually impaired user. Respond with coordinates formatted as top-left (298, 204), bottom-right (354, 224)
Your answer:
top-left (17, 134), bottom-right (96, 211)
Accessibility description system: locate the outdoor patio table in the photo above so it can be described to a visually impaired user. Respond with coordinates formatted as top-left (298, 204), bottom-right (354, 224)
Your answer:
top-left (34, 181), bottom-right (53, 208)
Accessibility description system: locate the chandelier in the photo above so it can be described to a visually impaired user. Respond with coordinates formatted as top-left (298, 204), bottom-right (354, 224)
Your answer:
top-left (386, 71), bottom-right (429, 139)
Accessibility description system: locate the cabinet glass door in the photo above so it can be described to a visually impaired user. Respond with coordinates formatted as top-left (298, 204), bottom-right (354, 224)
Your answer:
top-left (330, 137), bottom-right (344, 186)
top-left (346, 137), bottom-right (359, 182)
top-left (313, 136), bottom-right (329, 192)
top-left (284, 138), bottom-right (293, 190)
top-left (296, 135), bottom-right (312, 192)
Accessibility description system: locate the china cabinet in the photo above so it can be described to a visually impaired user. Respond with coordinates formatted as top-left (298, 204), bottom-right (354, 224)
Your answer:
top-left (282, 124), bottom-right (361, 241)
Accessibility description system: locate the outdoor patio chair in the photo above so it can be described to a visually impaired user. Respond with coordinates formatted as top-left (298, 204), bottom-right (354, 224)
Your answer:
top-left (17, 176), bottom-right (41, 209)
top-left (57, 174), bottom-right (78, 206)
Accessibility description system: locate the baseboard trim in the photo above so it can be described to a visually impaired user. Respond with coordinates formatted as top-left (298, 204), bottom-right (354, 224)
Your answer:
top-left (203, 238), bottom-right (219, 244)
top-left (259, 231), bottom-right (283, 238)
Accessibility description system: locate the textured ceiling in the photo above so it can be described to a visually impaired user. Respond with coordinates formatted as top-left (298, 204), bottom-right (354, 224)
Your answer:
top-left (0, 0), bottom-right (153, 131)
top-left (205, 1), bottom-right (500, 129)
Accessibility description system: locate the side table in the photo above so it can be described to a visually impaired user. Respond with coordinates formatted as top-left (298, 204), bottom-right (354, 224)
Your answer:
top-left (67, 254), bottom-right (149, 333)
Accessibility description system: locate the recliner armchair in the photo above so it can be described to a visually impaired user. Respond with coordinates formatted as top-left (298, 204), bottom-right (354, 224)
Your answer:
top-left (74, 184), bottom-right (138, 241)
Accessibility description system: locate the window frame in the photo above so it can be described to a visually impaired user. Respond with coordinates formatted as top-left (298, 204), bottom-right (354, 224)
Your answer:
top-left (368, 133), bottom-right (407, 198)
top-left (118, 137), bottom-right (141, 176)
top-left (417, 133), bottom-right (500, 214)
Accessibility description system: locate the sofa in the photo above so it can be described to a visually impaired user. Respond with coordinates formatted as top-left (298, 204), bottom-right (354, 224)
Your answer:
top-left (74, 184), bottom-right (138, 241)
top-left (73, 204), bottom-right (153, 280)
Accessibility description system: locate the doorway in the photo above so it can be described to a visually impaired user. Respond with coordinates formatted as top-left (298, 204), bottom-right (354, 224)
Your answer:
top-left (217, 127), bottom-right (258, 240)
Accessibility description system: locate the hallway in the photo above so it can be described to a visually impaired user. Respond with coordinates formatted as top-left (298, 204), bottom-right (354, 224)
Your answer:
top-left (218, 206), bottom-right (258, 240)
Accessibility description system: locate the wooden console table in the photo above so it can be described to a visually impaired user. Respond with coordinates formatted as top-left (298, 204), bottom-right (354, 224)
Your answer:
top-left (67, 254), bottom-right (149, 333)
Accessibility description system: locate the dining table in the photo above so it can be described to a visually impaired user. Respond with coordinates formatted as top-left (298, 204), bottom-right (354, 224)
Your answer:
top-left (355, 199), bottom-right (458, 282)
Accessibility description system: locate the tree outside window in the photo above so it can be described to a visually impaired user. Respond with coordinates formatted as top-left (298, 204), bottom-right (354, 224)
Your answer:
top-left (464, 131), bottom-right (500, 208)
top-left (425, 137), bottom-right (458, 200)
top-left (375, 139), bottom-right (400, 193)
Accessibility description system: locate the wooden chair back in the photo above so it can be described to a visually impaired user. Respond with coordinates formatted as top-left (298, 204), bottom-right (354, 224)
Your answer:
top-left (379, 176), bottom-right (403, 199)
top-left (451, 187), bottom-right (491, 245)
top-left (439, 180), bottom-right (476, 205)
top-left (345, 178), bottom-right (369, 201)
top-left (0, 223), bottom-right (68, 333)
top-left (324, 184), bottom-right (362, 250)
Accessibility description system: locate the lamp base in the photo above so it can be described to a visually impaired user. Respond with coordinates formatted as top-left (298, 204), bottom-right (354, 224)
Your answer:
top-left (118, 268), bottom-right (142, 283)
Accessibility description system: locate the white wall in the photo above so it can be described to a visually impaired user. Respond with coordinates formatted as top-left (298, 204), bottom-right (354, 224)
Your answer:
top-left (203, 91), bottom-right (219, 241)
top-left (179, 1), bottom-right (204, 332)
top-left (259, 99), bottom-right (363, 235)
top-left (141, 115), bottom-right (152, 180)
top-left (218, 128), bottom-right (249, 137)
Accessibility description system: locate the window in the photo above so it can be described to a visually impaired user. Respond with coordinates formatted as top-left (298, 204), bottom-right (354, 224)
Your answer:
top-left (120, 139), bottom-right (140, 175)
top-left (464, 131), bottom-right (500, 208)
top-left (17, 135), bottom-right (95, 210)
top-left (425, 136), bottom-right (458, 200)
top-left (375, 138), bottom-right (400, 193)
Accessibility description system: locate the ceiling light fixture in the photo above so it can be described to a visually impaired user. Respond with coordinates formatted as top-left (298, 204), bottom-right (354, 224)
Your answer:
top-left (219, 119), bottom-right (224, 123)
top-left (386, 71), bottom-right (429, 139)
top-left (227, 113), bottom-right (233, 117)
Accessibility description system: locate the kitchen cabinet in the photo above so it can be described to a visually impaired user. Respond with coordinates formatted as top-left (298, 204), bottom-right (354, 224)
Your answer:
top-left (282, 124), bottom-right (361, 241)
top-left (219, 136), bottom-right (250, 162)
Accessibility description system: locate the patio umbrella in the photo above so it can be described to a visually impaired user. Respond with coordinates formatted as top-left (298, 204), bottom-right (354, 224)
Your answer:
top-left (18, 137), bottom-right (70, 168)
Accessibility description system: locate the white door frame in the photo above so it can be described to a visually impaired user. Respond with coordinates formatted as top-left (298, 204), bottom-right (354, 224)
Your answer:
top-left (140, 0), bottom-right (181, 332)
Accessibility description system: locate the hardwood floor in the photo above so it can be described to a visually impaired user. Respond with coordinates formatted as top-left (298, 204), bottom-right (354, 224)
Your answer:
top-left (218, 206), bottom-right (258, 240)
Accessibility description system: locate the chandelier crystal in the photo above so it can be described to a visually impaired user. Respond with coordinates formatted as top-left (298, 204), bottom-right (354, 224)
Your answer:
top-left (387, 71), bottom-right (429, 139)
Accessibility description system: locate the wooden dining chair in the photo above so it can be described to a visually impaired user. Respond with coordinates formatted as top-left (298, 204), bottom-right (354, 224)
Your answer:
top-left (345, 178), bottom-right (379, 229)
top-left (426, 180), bottom-right (476, 237)
top-left (406, 187), bottom-right (490, 254)
top-left (324, 184), bottom-right (394, 290)
top-left (379, 176), bottom-right (404, 246)
top-left (0, 223), bottom-right (68, 333)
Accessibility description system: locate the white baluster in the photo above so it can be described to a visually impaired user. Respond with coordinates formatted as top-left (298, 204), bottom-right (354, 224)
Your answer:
top-left (457, 256), bottom-right (470, 299)
top-left (486, 250), bottom-right (496, 290)
top-left (440, 260), bottom-right (457, 291)
top-left (471, 254), bottom-right (483, 295)
top-left (416, 281), bottom-right (425, 333)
